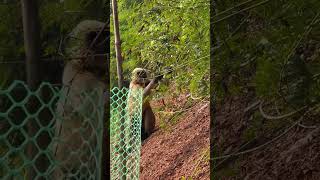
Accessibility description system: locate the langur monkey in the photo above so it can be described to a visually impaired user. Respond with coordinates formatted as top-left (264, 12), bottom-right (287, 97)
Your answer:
top-left (128, 68), bottom-right (163, 141)
top-left (54, 20), bottom-right (108, 179)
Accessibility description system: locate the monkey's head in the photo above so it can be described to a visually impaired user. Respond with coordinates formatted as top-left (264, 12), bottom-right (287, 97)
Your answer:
top-left (131, 68), bottom-right (150, 87)
top-left (67, 20), bottom-right (109, 80)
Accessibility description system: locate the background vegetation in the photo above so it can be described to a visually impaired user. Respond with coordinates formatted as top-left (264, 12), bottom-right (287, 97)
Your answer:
top-left (213, 0), bottom-right (320, 104)
top-left (212, 0), bottom-right (320, 178)
top-left (0, 0), bottom-right (108, 87)
top-left (110, 0), bottom-right (210, 98)
top-left (0, 1), bottom-right (109, 178)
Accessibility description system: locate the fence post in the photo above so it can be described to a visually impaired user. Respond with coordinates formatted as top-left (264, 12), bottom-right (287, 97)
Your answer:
top-left (20, 0), bottom-right (43, 179)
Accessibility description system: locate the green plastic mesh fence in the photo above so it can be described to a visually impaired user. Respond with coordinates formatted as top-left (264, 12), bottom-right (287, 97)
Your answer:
top-left (110, 87), bottom-right (143, 180)
top-left (0, 81), bottom-right (105, 179)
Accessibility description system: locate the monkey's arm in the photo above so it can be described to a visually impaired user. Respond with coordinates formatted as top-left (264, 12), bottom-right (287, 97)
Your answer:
top-left (143, 79), bottom-right (156, 97)
top-left (143, 75), bottom-right (163, 96)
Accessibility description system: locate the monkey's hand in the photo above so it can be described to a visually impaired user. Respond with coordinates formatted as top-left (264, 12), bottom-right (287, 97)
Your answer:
top-left (154, 74), bottom-right (164, 83)
top-left (144, 75), bottom-right (163, 96)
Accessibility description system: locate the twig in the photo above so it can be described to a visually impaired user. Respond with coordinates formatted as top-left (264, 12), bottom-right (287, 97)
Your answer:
top-left (297, 123), bottom-right (317, 129)
top-left (213, 0), bottom-right (256, 18)
top-left (212, 116), bottom-right (301, 160)
top-left (259, 100), bottom-right (307, 120)
top-left (278, 12), bottom-right (320, 106)
top-left (213, 139), bottom-right (256, 170)
top-left (244, 100), bottom-right (261, 113)
top-left (212, 13), bottom-right (251, 52)
top-left (211, 106), bottom-right (318, 160)
top-left (189, 93), bottom-right (203, 100)
top-left (212, 0), bottom-right (271, 24)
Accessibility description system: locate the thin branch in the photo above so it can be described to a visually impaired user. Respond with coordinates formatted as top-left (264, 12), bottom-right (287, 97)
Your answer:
top-left (278, 12), bottom-right (320, 105)
top-left (213, 139), bottom-right (256, 170)
top-left (244, 100), bottom-right (261, 113)
top-left (212, 13), bottom-right (251, 52)
top-left (213, 0), bottom-right (256, 18)
top-left (259, 100), bottom-right (307, 120)
top-left (211, 111), bottom-right (309, 160)
top-left (297, 123), bottom-right (317, 129)
top-left (212, 0), bottom-right (270, 24)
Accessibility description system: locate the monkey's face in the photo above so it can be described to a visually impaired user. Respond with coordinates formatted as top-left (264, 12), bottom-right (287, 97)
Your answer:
top-left (137, 70), bottom-right (147, 79)
top-left (85, 30), bottom-right (109, 55)
top-left (132, 68), bottom-right (150, 87)
top-left (84, 29), bottom-right (109, 79)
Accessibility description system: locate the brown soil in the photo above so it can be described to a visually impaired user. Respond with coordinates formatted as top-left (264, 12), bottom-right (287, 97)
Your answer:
top-left (214, 94), bottom-right (320, 180)
top-left (139, 94), bottom-right (210, 180)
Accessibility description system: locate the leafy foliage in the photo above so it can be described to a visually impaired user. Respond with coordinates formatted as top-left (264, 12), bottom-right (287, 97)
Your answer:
top-left (110, 0), bottom-right (210, 97)
top-left (0, 4), bottom-right (24, 87)
top-left (213, 1), bottom-right (320, 177)
top-left (0, 1), bottom-right (108, 86)
top-left (213, 0), bottom-right (320, 107)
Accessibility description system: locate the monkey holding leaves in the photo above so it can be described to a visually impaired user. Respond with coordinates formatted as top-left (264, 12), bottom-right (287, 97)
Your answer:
top-left (127, 68), bottom-right (163, 141)
top-left (53, 20), bottom-right (109, 179)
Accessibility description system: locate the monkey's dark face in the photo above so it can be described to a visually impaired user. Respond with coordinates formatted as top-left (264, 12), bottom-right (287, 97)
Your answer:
top-left (132, 69), bottom-right (150, 87)
top-left (83, 30), bottom-right (109, 79)
top-left (137, 70), bottom-right (148, 79)
top-left (86, 30), bottom-right (109, 55)
top-left (137, 70), bottom-right (150, 87)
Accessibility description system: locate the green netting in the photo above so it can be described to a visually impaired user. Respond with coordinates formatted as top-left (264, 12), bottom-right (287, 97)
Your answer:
top-left (110, 87), bottom-right (143, 180)
top-left (0, 80), bottom-right (104, 179)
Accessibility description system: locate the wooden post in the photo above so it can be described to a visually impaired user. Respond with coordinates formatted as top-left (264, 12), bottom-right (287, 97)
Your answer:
top-left (21, 0), bottom-right (41, 89)
top-left (210, 0), bottom-right (216, 177)
top-left (101, 5), bottom-right (111, 179)
top-left (112, 0), bottom-right (127, 179)
top-left (21, 0), bottom-right (41, 179)
top-left (112, 0), bottom-right (124, 88)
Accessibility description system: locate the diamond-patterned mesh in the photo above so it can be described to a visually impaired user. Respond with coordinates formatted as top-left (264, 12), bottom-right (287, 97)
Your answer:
top-left (110, 87), bottom-right (143, 180)
top-left (0, 80), bottom-right (104, 179)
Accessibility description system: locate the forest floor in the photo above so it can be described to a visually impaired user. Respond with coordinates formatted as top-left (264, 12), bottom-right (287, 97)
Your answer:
top-left (139, 93), bottom-right (210, 180)
top-left (214, 94), bottom-right (320, 180)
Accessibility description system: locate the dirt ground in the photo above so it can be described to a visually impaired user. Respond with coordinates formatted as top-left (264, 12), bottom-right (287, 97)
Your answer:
top-left (139, 94), bottom-right (210, 180)
top-left (214, 95), bottom-right (320, 180)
